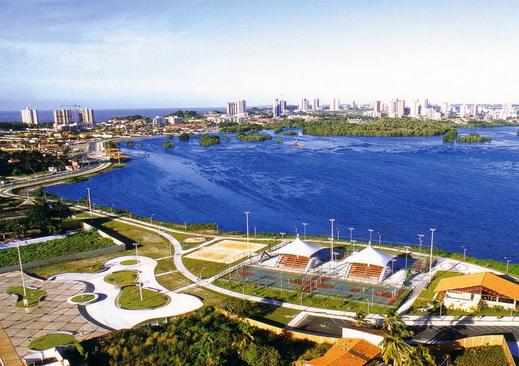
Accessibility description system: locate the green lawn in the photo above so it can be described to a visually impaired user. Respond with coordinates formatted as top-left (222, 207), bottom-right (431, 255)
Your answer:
top-left (155, 258), bottom-right (175, 274)
top-left (214, 279), bottom-right (390, 314)
top-left (104, 270), bottom-right (137, 287)
top-left (251, 306), bottom-right (300, 327)
top-left (171, 232), bottom-right (211, 249)
top-left (120, 259), bottom-right (139, 265)
top-left (29, 333), bottom-right (75, 350)
top-left (6, 286), bottom-right (47, 307)
top-left (70, 294), bottom-right (96, 303)
top-left (156, 272), bottom-right (192, 291)
top-left (117, 286), bottom-right (170, 310)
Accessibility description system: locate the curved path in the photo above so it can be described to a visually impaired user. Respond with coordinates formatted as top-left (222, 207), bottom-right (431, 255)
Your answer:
top-left (52, 255), bottom-right (202, 330)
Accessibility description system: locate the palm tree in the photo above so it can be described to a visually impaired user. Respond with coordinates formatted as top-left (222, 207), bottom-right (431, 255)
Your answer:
top-left (381, 309), bottom-right (413, 338)
top-left (413, 344), bottom-right (436, 366)
top-left (380, 334), bottom-right (415, 366)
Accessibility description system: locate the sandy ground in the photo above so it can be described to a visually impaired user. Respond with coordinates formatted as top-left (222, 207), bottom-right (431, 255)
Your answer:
top-left (185, 240), bottom-right (267, 264)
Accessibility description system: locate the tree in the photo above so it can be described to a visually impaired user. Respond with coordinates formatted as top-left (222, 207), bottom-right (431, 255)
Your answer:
top-left (380, 311), bottom-right (416, 366)
top-left (241, 343), bottom-right (282, 366)
top-left (354, 311), bottom-right (367, 327)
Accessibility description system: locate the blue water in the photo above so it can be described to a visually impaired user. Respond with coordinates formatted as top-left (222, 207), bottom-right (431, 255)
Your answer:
top-left (0, 108), bottom-right (225, 123)
top-left (45, 127), bottom-right (519, 261)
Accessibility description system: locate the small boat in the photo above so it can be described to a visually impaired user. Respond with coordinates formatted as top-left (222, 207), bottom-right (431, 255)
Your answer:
top-left (293, 140), bottom-right (304, 148)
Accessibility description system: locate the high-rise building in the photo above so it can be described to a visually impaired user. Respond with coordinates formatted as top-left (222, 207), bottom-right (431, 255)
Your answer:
top-left (470, 104), bottom-right (479, 117)
top-left (459, 104), bottom-right (469, 118)
top-left (21, 107), bottom-right (39, 125)
top-left (500, 103), bottom-right (513, 120)
top-left (273, 99), bottom-right (283, 118)
top-left (226, 102), bottom-right (237, 115)
top-left (153, 116), bottom-right (165, 125)
top-left (78, 108), bottom-right (95, 127)
top-left (237, 100), bottom-right (246, 114)
top-left (441, 103), bottom-right (450, 117)
top-left (165, 116), bottom-right (184, 124)
top-left (53, 109), bottom-right (73, 128)
top-left (352, 100), bottom-right (357, 110)
top-left (409, 99), bottom-right (420, 118)
top-left (299, 98), bottom-right (310, 112)
top-left (423, 98), bottom-right (429, 109)
top-left (312, 98), bottom-right (320, 111)
top-left (227, 100), bottom-right (246, 115)
top-left (373, 100), bottom-right (383, 113)
top-left (330, 98), bottom-right (341, 111)
top-left (396, 99), bottom-right (406, 117)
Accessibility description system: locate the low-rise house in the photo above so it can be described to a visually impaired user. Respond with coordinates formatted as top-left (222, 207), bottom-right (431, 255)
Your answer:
top-left (434, 272), bottom-right (519, 312)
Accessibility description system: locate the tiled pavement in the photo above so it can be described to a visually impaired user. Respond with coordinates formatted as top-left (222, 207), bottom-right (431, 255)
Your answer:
top-left (0, 271), bottom-right (110, 357)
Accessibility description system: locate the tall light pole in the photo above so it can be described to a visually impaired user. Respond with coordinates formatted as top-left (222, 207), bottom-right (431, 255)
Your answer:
top-left (254, 225), bottom-right (257, 239)
top-left (16, 238), bottom-right (27, 305)
top-left (336, 228), bottom-right (340, 242)
top-left (150, 213), bottom-right (155, 226)
top-left (133, 242), bottom-right (140, 258)
top-left (404, 246), bottom-right (410, 270)
top-left (329, 219), bottom-right (335, 262)
top-left (244, 211), bottom-right (250, 258)
top-left (86, 187), bottom-right (92, 216)
top-left (302, 223), bottom-right (308, 240)
top-left (378, 232), bottom-right (382, 246)
top-left (349, 227), bottom-right (354, 243)
top-left (418, 234), bottom-right (424, 254)
top-left (280, 232), bottom-right (285, 241)
top-left (368, 229), bottom-right (374, 246)
top-left (429, 228), bottom-right (436, 283)
top-left (461, 246), bottom-right (467, 262)
top-left (504, 257), bottom-right (511, 273)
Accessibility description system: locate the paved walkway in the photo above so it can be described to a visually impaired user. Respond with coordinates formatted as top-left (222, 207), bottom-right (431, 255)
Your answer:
top-left (0, 271), bottom-right (109, 357)
top-left (0, 323), bottom-right (23, 366)
top-left (52, 255), bottom-right (203, 330)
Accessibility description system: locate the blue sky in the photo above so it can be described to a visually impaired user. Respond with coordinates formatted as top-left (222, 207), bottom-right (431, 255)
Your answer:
top-left (0, 0), bottom-right (518, 109)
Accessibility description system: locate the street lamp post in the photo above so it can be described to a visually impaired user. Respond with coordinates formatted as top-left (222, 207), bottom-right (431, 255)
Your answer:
top-left (86, 187), bottom-right (92, 216)
top-left (504, 257), bottom-right (511, 273)
top-left (391, 258), bottom-right (397, 274)
top-left (244, 211), bottom-right (250, 258)
top-left (280, 232), bottom-right (285, 241)
top-left (150, 213), bottom-right (155, 226)
top-left (302, 223), bottom-right (308, 240)
top-left (378, 232), bottom-right (382, 246)
top-left (368, 229), bottom-right (374, 246)
top-left (133, 242), bottom-right (140, 258)
top-left (254, 225), bottom-right (257, 239)
top-left (111, 203), bottom-right (115, 214)
top-left (429, 228), bottom-right (436, 283)
top-left (16, 238), bottom-right (28, 306)
top-left (404, 246), bottom-right (410, 270)
top-left (337, 228), bottom-right (340, 242)
top-left (418, 234), bottom-right (424, 254)
top-left (462, 246), bottom-right (467, 262)
top-left (329, 219), bottom-right (335, 262)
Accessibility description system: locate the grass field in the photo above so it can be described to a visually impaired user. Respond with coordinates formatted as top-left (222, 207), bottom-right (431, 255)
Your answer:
top-left (70, 294), bottom-right (96, 303)
top-left (117, 285), bottom-right (170, 310)
top-left (104, 270), bottom-right (137, 287)
top-left (120, 259), bottom-right (139, 265)
top-left (29, 333), bottom-right (75, 350)
top-left (6, 286), bottom-right (47, 307)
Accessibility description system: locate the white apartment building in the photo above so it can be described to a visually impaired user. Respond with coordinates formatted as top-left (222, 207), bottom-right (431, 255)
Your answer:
top-left (21, 107), bottom-right (39, 125)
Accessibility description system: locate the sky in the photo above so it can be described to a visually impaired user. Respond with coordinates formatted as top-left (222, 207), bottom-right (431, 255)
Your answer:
top-left (0, 0), bottom-right (518, 109)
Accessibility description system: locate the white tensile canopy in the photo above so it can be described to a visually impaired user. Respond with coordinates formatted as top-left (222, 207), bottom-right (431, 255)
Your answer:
top-left (344, 245), bottom-right (396, 267)
top-left (272, 236), bottom-right (324, 258)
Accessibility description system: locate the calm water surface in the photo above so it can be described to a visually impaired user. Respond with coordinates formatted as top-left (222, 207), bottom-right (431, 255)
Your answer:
top-left (46, 127), bottom-right (519, 260)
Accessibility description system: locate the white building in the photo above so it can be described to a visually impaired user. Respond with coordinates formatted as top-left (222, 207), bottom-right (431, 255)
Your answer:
top-left (300, 98), bottom-right (310, 112)
top-left (21, 107), bottom-right (39, 125)
top-left (165, 116), bottom-right (184, 125)
top-left (312, 98), bottom-right (320, 111)
top-left (441, 103), bottom-right (450, 117)
top-left (227, 100), bottom-right (247, 115)
top-left (409, 99), bottom-right (420, 118)
top-left (79, 108), bottom-right (95, 127)
top-left (53, 109), bottom-right (73, 129)
top-left (435, 272), bottom-right (519, 312)
top-left (500, 103), bottom-right (514, 120)
top-left (153, 116), bottom-right (165, 125)
top-left (330, 98), bottom-right (341, 111)
top-left (273, 99), bottom-right (286, 118)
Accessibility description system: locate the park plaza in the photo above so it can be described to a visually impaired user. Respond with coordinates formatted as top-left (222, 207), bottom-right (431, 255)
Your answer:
top-left (258, 235), bottom-right (401, 285)
top-left (434, 272), bottom-right (519, 312)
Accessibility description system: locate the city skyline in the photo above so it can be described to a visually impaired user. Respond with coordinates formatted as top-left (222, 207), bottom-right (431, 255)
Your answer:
top-left (1, 0), bottom-right (518, 109)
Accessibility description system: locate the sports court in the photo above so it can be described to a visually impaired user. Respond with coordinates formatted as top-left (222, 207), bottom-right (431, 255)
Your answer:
top-left (185, 240), bottom-right (267, 264)
top-left (224, 265), bottom-right (403, 305)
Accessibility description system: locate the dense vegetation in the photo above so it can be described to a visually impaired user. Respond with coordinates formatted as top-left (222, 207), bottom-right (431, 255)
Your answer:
top-left (297, 117), bottom-right (455, 137)
top-left (199, 134), bottom-right (221, 146)
top-left (0, 150), bottom-right (70, 176)
top-left (443, 130), bottom-right (492, 143)
top-left (64, 306), bottom-right (328, 366)
top-left (167, 110), bottom-right (200, 119)
top-left (179, 133), bottom-right (190, 141)
top-left (111, 115), bottom-right (151, 122)
top-left (451, 346), bottom-right (508, 366)
top-left (0, 231), bottom-right (114, 267)
top-left (0, 122), bottom-right (25, 131)
top-left (0, 201), bottom-right (72, 237)
top-left (456, 133), bottom-right (492, 143)
top-left (236, 133), bottom-right (273, 142)
top-left (220, 122), bottom-right (264, 134)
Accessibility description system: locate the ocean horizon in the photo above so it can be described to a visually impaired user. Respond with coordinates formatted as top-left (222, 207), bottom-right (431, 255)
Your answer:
top-left (0, 107), bottom-right (227, 123)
